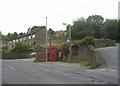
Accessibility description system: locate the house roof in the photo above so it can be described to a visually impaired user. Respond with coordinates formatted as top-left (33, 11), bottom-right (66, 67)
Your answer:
top-left (9, 31), bottom-right (37, 41)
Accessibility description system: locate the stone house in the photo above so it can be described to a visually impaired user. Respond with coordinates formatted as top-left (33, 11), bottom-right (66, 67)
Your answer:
top-left (7, 29), bottom-right (46, 49)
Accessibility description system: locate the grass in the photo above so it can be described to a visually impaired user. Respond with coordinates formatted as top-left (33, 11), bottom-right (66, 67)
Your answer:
top-left (67, 51), bottom-right (102, 69)
top-left (95, 51), bottom-right (102, 67)
top-left (68, 57), bottom-right (90, 68)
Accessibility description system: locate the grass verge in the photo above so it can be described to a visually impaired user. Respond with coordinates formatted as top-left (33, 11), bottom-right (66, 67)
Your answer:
top-left (67, 51), bottom-right (102, 69)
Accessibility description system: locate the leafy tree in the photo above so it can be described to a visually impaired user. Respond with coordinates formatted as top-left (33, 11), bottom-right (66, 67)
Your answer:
top-left (71, 16), bottom-right (104, 40)
top-left (71, 17), bottom-right (88, 40)
top-left (48, 28), bottom-right (55, 45)
top-left (6, 33), bottom-right (12, 40)
top-left (101, 19), bottom-right (118, 41)
top-left (2, 35), bottom-right (9, 41)
top-left (5, 32), bottom-right (18, 40)
top-left (29, 26), bottom-right (46, 33)
top-left (19, 32), bottom-right (25, 36)
top-left (12, 32), bottom-right (18, 39)
top-left (86, 15), bottom-right (104, 38)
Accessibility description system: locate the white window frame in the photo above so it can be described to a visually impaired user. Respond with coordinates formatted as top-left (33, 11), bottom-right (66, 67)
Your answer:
top-left (20, 38), bottom-right (22, 41)
top-left (32, 35), bottom-right (35, 38)
top-left (23, 37), bottom-right (26, 40)
top-left (28, 36), bottom-right (31, 39)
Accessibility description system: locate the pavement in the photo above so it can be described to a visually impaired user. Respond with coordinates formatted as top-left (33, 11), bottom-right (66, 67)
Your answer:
top-left (2, 46), bottom-right (119, 84)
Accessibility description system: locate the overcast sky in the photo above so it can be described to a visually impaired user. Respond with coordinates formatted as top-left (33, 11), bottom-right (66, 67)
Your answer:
top-left (0, 0), bottom-right (119, 35)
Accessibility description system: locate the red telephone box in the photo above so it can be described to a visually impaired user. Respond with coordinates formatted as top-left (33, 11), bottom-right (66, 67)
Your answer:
top-left (50, 45), bottom-right (57, 61)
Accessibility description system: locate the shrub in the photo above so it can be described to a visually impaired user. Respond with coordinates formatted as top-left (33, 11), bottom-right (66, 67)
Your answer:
top-left (13, 42), bottom-right (33, 53)
top-left (61, 43), bottom-right (69, 57)
top-left (34, 45), bottom-right (42, 51)
top-left (80, 36), bottom-right (95, 46)
top-left (73, 40), bottom-right (81, 46)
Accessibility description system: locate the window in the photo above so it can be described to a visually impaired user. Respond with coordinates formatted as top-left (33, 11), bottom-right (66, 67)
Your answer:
top-left (28, 36), bottom-right (31, 39)
top-left (32, 35), bottom-right (35, 38)
top-left (23, 37), bottom-right (26, 40)
top-left (13, 40), bottom-right (15, 43)
top-left (16, 39), bottom-right (18, 42)
top-left (20, 38), bottom-right (22, 41)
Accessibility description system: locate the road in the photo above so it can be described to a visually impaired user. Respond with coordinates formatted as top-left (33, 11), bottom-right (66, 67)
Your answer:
top-left (2, 46), bottom-right (118, 84)
top-left (96, 46), bottom-right (118, 70)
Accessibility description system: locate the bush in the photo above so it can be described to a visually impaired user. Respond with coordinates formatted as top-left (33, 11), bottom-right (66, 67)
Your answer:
top-left (80, 36), bottom-right (95, 46)
top-left (13, 42), bottom-right (33, 53)
top-left (73, 40), bottom-right (81, 46)
top-left (61, 43), bottom-right (69, 57)
top-left (2, 46), bottom-right (10, 54)
top-left (34, 45), bottom-right (42, 51)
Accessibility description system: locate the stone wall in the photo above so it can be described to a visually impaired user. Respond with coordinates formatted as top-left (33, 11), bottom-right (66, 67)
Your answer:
top-left (72, 45), bottom-right (95, 61)
top-left (95, 39), bottom-right (116, 48)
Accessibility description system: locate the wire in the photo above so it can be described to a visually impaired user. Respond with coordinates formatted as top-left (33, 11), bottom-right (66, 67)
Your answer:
top-left (47, 0), bottom-right (103, 18)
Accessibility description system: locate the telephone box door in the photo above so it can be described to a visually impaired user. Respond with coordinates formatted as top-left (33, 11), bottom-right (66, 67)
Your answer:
top-left (50, 45), bottom-right (57, 61)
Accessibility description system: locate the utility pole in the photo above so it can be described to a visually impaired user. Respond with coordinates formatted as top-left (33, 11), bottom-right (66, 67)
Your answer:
top-left (46, 17), bottom-right (48, 62)
top-left (63, 23), bottom-right (72, 62)
top-left (68, 25), bottom-right (72, 62)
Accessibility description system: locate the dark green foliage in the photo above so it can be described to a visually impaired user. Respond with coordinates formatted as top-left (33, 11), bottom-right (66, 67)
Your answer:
top-left (86, 15), bottom-right (104, 38)
top-left (71, 18), bottom-right (87, 40)
top-left (2, 46), bottom-right (10, 54)
top-left (101, 19), bottom-right (118, 41)
top-left (61, 43), bottom-right (69, 56)
top-left (70, 15), bottom-right (118, 42)
top-left (80, 36), bottom-right (95, 46)
top-left (2, 52), bottom-right (31, 59)
top-left (34, 45), bottom-right (42, 51)
top-left (72, 40), bottom-right (81, 46)
top-left (29, 26), bottom-right (46, 33)
top-left (13, 42), bottom-right (33, 53)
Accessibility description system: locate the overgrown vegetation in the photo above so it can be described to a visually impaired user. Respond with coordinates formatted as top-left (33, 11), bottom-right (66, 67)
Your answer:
top-left (68, 51), bottom-right (101, 68)
top-left (12, 42), bottom-right (33, 53)
top-left (80, 36), bottom-right (95, 46)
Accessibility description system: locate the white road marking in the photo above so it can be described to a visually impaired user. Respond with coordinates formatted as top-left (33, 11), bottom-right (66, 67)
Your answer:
top-left (6, 64), bottom-right (16, 71)
top-left (86, 68), bottom-right (117, 72)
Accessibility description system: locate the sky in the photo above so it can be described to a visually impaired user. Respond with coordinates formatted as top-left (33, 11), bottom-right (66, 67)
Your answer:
top-left (0, 0), bottom-right (119, 35)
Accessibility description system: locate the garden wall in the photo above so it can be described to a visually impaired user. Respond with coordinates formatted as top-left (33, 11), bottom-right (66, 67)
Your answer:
top-left (95, 39), bottom-right (116, 48)
top-left (2, 52), bottom-right (32, 59)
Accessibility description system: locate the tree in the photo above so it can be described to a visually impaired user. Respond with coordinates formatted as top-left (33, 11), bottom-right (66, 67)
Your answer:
top-left (48, 28), bottom-right (55, 46)
top-left (29, 26), bottom-right (46, 33)
top-left (12, 32), bottom-right (18, 39)
top-left (86, 15), bottom-right (104, 38)
top-left (70, 15), bottom-right (104, 40)
top-left (5, 33), bottom-right (14, 40)
top-left (101, 19), bottom-right (118, 41)
top-left (71, 17), bottom-right (88, 40)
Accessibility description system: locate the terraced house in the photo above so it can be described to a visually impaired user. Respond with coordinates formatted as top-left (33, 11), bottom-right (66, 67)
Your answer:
top-left (7, 29), bottom-right (46, 49)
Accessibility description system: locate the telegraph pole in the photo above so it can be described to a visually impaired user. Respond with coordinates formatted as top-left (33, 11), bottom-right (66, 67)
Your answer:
top-left (46, 17), bottom-right (48, 62)
top-left (68, 25), bottom-right (72, 62)
top-left (63, 23), bottom-right (72, 62)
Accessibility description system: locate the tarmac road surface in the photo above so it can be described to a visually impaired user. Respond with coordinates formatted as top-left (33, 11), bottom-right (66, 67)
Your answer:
top-left (2, 46), bottom-right (118, 84)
